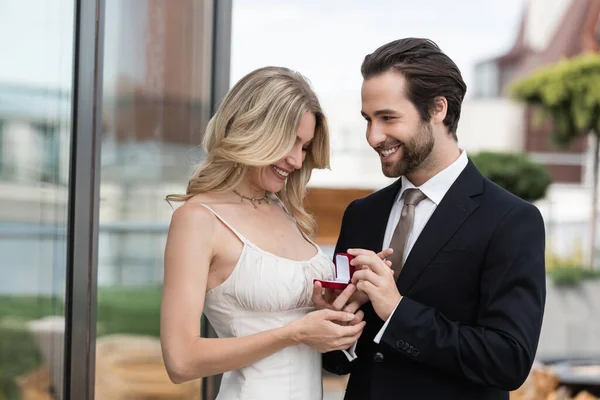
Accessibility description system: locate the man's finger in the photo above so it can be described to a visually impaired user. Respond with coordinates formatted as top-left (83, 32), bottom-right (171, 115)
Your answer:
top-left (347, 248), bottom-right (376, 256)
top-left (332, 283), bottom-right (357, 310)
top-left (351, 267), bottom-right (382, 285)
top-left (356, 280), bottom-right (377, 298)
top-left (377, 248), bottom-right (394, 260)
top-left (351, 254), bottom-right (387, 275)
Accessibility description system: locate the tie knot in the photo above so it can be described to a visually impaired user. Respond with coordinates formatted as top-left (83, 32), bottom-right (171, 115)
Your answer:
top-left (403, 188), bottom-right (427, 206)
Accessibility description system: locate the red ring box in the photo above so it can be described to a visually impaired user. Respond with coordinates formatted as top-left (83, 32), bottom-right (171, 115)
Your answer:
top-left (314, 253), bottom-right (356, 290)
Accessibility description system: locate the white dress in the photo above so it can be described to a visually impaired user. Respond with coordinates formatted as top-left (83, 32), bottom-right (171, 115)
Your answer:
top-left (200, 204), bottom-right (335, 400)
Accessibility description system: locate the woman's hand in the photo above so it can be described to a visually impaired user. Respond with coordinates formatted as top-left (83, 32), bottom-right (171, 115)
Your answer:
top-left (285, 309), bottom-right (366, 353)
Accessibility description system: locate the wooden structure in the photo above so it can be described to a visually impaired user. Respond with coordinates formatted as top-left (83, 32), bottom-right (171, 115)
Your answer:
top-left (304, 187), bottom-right (375, 245)
top-left (15, 335), bottom-right (201, 400)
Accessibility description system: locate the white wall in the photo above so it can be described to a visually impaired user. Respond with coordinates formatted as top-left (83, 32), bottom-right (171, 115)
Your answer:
top-left (458, 98), bottom-right (526, 154)
top-left (537, 280), bottom-right (600, 360)
top-left (524, 0), bottom-right (573, 53)
top-left (308, 98), bottom-right (527, 190)
top-left (2, 120), bottom-right (71, 185)
top-left (3, 121), bottom-right (40, 182)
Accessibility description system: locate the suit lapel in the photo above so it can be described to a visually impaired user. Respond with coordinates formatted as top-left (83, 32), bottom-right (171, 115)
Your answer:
top-left (398, 161), bottom-right (484, 294)
top-left (366, 179), bottom-right (402, 252)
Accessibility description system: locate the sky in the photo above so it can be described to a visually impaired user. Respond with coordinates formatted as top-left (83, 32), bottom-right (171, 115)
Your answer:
top-left (0, 0), bottom-right (525, 93)
top-left (0, 0), bottom-right (526, 153)
top-left (0, 0), bottom-right (75, 90)
top-left (230, 0), bottom-right (526, 153)
top-left (0, 0), bottom-right (528, 187)
top-left (231, 0), bottom-right (526, 96)
top-left (0, 0), bottom-right (525, 90)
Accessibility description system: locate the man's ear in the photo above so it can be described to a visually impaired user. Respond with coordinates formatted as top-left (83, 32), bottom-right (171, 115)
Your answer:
top-left (431, 96), bottom-right (447, 124)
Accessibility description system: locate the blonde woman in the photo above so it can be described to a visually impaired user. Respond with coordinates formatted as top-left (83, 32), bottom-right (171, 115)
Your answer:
top-left (160, 67), bottom-right (366, 400)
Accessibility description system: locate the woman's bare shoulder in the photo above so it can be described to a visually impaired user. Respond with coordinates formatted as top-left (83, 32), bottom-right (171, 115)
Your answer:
top-left (169, 197), bottom-right (218, 234)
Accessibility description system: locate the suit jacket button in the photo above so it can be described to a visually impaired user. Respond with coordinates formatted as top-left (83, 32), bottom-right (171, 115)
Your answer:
top-left (373, 352), bottom-right (384, 363)
top-left (407, 345), bottom-right (415, 355)
top-left (402, 343), bottom-right (410, 351)
top-left (412, 349), bottom-right (420, 357)
top-left (396, 340), bottom-right (404, 349)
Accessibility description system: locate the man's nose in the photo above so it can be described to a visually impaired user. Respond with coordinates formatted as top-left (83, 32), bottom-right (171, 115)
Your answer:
top-left (366, 123), bottom-right (386, 149)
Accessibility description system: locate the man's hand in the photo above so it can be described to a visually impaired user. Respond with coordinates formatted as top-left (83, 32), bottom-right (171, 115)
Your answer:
top-left (348, 248), bottom-right (402, 321)
top-left (312, 248), bottom-right (394, 318)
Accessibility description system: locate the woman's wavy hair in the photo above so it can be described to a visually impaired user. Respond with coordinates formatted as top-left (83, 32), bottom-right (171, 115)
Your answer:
top-left (166, 66), bottom-right (330, 236)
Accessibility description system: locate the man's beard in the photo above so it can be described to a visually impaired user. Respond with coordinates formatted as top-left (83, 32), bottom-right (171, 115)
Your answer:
top-left (381, 122), bottom-right (434, 178)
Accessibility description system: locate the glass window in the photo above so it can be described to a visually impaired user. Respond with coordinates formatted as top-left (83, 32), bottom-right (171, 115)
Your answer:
top-left (0, 120), bottom-right (4, 179)
top-left (474, 61), bottom-right (500, 98)
top-left (96, 1), bottom-right (217, 398)
top-left (0, 1), bottom-right (75, 399)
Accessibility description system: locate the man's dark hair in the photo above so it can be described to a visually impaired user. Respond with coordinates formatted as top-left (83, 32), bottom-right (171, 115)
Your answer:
top-left (361, 38), bottom-right (467, 140)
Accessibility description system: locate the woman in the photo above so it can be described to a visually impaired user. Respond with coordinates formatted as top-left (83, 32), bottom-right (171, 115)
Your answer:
top-left (160, 66), bottom-right (366, 400)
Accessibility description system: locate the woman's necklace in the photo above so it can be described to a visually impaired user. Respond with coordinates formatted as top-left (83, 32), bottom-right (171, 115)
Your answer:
top-left (232, 189), bottom-right (271, 209)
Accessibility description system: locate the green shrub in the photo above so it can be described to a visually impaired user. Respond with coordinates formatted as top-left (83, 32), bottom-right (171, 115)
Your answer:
top-left (470, 152), bottom-right (552, 202)
top-left (548, 265), bottom-right (600, 286)
top-left (96, 286), bottom-right (162, 337)
top-left (0, 320), bottom-right (42, 400)
top-left (0, 286), bottom-right (163, 399)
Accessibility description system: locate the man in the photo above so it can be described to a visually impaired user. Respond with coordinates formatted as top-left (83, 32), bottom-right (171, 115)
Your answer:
top-left (314, 38), bottom-right (546, 399)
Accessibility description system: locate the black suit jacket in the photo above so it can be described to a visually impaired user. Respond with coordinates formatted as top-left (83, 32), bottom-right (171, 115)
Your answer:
top-left (323, 160), bottom-right (546, 400)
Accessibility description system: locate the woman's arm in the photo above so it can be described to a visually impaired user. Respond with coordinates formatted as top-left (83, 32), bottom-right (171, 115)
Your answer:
top-left (160, 204), bottom-right (364, 384)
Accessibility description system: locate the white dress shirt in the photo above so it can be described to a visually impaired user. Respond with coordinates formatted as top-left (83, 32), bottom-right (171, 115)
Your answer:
top-left (343, 149), bottom-right (469, 360)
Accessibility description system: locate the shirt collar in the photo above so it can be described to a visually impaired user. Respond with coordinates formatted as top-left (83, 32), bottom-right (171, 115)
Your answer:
top-left (397, 149), bottom-right (469, 206)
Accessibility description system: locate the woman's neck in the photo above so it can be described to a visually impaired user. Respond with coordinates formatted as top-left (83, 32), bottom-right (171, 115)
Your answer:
top-left (234, 179), bottom-right (266, 199)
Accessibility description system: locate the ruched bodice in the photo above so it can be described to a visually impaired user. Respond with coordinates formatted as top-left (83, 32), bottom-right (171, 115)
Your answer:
top-left (200, 204), bottom-right (334, 400)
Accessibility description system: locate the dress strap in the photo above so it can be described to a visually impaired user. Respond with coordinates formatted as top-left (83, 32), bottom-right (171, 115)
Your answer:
top-left (200, 204), bottom-right (247, 243)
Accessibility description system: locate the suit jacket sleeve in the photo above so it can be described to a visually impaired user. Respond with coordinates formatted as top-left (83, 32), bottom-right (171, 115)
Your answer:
top-left (322, 200), bottom-right (360, 375)
top-left (380, 202), bottom-right (546, 390)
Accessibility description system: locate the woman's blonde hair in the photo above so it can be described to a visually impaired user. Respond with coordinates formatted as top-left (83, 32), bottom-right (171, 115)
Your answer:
top-left (166, 66), bottom-right (330, 236)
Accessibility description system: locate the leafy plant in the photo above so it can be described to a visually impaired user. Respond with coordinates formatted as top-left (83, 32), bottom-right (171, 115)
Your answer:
top-left (470, 152), bottom-right (552, 202)
top-left (546, 243), bottom-right (600, 285)
top-left (510, 53), bottom-right (600, 268)
top-left (0, 320), bottom-right (42, 400)
top-left (548, 265), bottom-right (600, 286)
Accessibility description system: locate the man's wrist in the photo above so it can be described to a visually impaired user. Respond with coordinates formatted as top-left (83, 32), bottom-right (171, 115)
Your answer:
top-left (381, 295), bottom-right (403, 321)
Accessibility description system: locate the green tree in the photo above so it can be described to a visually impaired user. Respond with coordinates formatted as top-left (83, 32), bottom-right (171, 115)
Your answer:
top-left (510, 53), bottom-right (600, 268)
top-left (470, 152), bottom-right (552, 202)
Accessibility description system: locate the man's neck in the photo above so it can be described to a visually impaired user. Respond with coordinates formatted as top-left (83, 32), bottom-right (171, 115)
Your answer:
top-left (405, 145), bottom-right (461, 187)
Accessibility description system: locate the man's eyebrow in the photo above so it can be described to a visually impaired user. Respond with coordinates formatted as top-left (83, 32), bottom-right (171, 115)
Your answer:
top-left (373, 109), bottom-right (398, 117)
top-left (361, 109), bottom-right (398, 118)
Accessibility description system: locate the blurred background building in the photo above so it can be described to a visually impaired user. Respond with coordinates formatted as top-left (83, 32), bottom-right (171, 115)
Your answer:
top-left (1, 0), bottom-right (599, 399)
